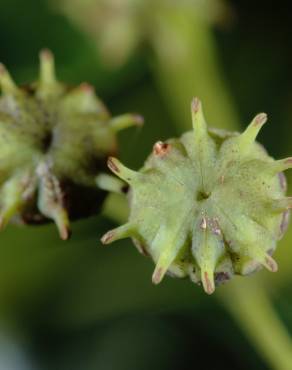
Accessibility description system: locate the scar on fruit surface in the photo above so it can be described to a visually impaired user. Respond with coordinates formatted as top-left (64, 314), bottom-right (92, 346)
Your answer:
top-left (101, 97), bottom-right (292, 294)
top-left (0, 50), bottom-right (143, 239)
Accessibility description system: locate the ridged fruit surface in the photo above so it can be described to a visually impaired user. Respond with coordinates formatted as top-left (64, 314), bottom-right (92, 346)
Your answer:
top-left (102, 98), bottom-right (291, 294)
top-left (0, 50), bottom-right (142, 239)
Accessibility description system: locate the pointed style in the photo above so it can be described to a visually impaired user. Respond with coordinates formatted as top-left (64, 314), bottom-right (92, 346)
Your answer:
top-left (272, 158), bottom-right (292, 173)
top-left (191, 97), bottom-right (208, 143)
top-left (0, 178), bottom-right (23, 229)
top-left (101, 223), bottom-right (135, 245)
top-left (37, 162), bottom-right (71, 240)
top-left (201, 270), bottom-right (215, 295)
top-left (270, 197), bottom-right (292, 212)
top-left (107, 157), bottom-right (139, 184)
top-left (0, 64), bottom-right (19, 95)
top-left (109, 114), bottom-right (144, 133)
top-left (39, 49), bottom-right (56, 85)
top-left (237, 113), bottom-right (267, 151)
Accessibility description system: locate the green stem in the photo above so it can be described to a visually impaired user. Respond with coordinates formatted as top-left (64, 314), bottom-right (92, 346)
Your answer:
top-left (221, 280), bottom-right (292, 370)
top-left (151, 10), bottom-right (239, 133)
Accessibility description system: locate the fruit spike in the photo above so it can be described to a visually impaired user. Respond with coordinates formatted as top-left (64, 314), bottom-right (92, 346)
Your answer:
top-left (109, 114), bottom-right (144, 133)
top-left (237, 113), bottom-right (267, 150)
top-left (101, 97), bottom-right (292, 294)
top-left (39, 49), bottom-right (56, 85)
top-left (0, 50), bottom-right (142, 239)
top-left (107, 157), bottom-right (139, 184)
top-left (0, 63), bottom-right (19, 94)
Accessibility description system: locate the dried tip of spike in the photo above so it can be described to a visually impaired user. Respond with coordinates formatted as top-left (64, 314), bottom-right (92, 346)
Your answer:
top-left (40, 48), bottom-right (53, 62)
top-left (191, 97), bottom-right (201, 114)
top-left (271, 197), bottom-right (292, 212)
top-left (273, 157), bottom-right (292, 173)
top-left (132, 114), bottom-right (144, 127)
top-left (100, 223), bottom-right (134, 245)
top-left (100, 230), bottom-right (116, 245)
top-left (153, 141), bottom-right (170, 156)
top-left (254, 112), bottom-right (267, 126)
top-left (108, 157), bottom-right (121, 174)
top-left (239, 113), bottom-right (267, 148)
top-left (191, 97), bottom-right (208, 138)
top-left (152, 266), bottom-right (165, 285)
top-left (58, 222), bottom-right (71, 240)
top-left (54, 208), bottom-right (71, 240)
top-left (39, 48), bottom-right (56, 84)
top-left (109, 113), bottom-right (144, 133)
top-left (107, 157), bottom-right (137, 183)
top-left (152, 248), bottom-right (177, 285)
top-left (201, 270), bottom-right (215, 295)
top-left (262, 254), bottom-right (278, 272)
top-left (79, 82), bottom-right (94, 94)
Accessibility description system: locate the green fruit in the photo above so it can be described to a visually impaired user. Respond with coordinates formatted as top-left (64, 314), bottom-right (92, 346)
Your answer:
top-left (101, 98), bottom-right (292, 294)
top-left (0, 50), bottom-right (142, 239)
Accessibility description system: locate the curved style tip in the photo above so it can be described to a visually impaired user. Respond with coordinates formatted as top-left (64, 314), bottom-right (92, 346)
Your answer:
top-left (109, 113), bottom-right (144, 133)
top-left (39, 48), bottom-right (56, 85)
top-left (152, 267), bottom-right (164, 285)
top-left (107, 157), bottom-right (137, 183)
top-left (100, 230), bottom-right (115, 245)
top-left (254, 112), bottom-right (268, 126)
top-left (132, 114), bottom-right (144, 127)
top-left (40, 48), bottom-right (53, 61)
top-left (238, 113), bottom-right (268, 150)
top-left (59, 224), bottom-right (71, 241)
top-left (273, 157), bottom-right (292, 173)
top-left (100, 223), bottom-right (135, 245)
top-left (263, 254), bottom-right (278, 273)
top-left (202, 270), bottom-right (215, 295)
top-left (191, 97), bottom-right (201, 114)
top-left (79, 82), bottom-right (94, 94)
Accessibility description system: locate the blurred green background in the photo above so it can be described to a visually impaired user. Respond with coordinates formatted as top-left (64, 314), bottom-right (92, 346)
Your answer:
top-left (0, 0), bottom-right (292, 369)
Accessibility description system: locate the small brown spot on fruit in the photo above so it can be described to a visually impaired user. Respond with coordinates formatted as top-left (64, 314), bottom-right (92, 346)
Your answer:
top-left (153, 141), bottom-right (170, 156)
top-left (200, 217), bottom-right (207, 230)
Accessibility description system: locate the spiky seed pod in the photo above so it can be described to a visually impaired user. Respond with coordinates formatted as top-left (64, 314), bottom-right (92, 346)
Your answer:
top-left (101, 98), bottom-right (292, 294)
top-left (0, 50), bottom-right (142, 239)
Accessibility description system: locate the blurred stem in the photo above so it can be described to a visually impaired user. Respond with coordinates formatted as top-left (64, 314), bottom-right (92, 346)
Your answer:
top-left (102, 192), bottom-right (129, 225)
top-left (221, 280), bottom-right (292, 370)
top-left (148, 9), bottom-right (292, 370)
top-left (151, 10), bottom-right (239, 133)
